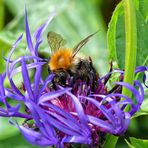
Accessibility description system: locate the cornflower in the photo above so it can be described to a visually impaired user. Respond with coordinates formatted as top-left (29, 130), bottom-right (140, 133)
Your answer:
top-left (0, 9), bottom-right (147, 148)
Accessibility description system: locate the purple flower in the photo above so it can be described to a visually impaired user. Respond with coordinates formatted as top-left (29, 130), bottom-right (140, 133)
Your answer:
top-left (0, 9), bottom-right (148, 148)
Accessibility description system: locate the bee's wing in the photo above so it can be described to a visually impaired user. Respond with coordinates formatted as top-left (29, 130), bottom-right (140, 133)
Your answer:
top-left (72, 31), bottom-right (98, 58)
top-left (47, 31), bottom-right (66, 53)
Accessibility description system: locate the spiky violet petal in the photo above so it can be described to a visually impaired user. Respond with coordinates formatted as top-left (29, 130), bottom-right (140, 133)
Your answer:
top-left (103, 93), bottom-right (138, 115)
top-left (34, 40), bottom-right (43, 56)
top-left (80, 96), bottom-right (116, 127)
top-left (82, 96), bottom-right (131, 134)
top-left (21, 58), bottom-right (34, 101)
top-left (10, 55), bottom-right (43, 70)
top-left (7, 104), bottom-right (20, 116)
top-left (2, 112), bottom-right (32, 119)
top-left (98, 69), bottom-right (124, 83)
top-left (0, 74), bottom-right (5, 102)
top-left (87, 115), bottom-right (116, 132)
top-left (5, 88), bottom-right (25, 101)
top-left (18, 125), bottom-right (57, 146)
top-left (45, 108), bottom-right (85, 135)
top-left (0, 108), bottom-right (6, 113)
top-left (0, 113), bottom-right (9, 117)
top-left (6, 34), bottom-right (23, 96)
top-left (0, 74), bottom-right (25, 118)
top-left (38, 88), bottom-right (71, 104)
top-left (65, 91), bottom-right (91, 136)
top-left (57, 86), bottom-right (89, 128)
top-left (98, 66), bottom-right (147, 85)
top-left (9, 55), bottom-right (44, 77)
top-left (95, 80), bottom-right (144, 133)
top-left (93, 94), bottom-right (132, 131)
top-left (61, 135), bottom-right (92, 146)
top-left (25, 8), bottom-right (35, 56)
top-left (86, 95), bottom-right (130, 134)
top-left (108, 104), bottom-right (130, 134)
top-left (45, 115), bottom-right (85, 136)
top-left (42, 103), bottom-right (81, 129)
top-left (33, 11), bottom-right (56, 56)
top-left (143, 74), bottom-right (148, 88)
top-left (26, 101), bottom-right (57, 139)
top-left (102, 93), bottom-right (133, 109)
top-left (0, 105), bottom-right (28, 119)
top-left (116, 82), bottom-right (140, 100)
top-left (2, 51), bottom-right (13, 63)
top-left (134, 80), bottom-right (144, 103)
top-left (43, 103), bottom-right (92, 139)
top-left (33, 65), bottom-right (42, 102)
top-left (116, 81), bottom-right (144, 112)
top-left (98, 79), bottom-right (144, 115)
top-left (39, 74), bottom-right (55, 94)
top-left (10, 62), bottom-right (46, 78)
top-left (26, 8), bottom-right (56, 57)
top-left (32, 100), bottom-right (88, 137)
top-left (0, 74), bottom-right (10, 109)
top-left (46, 116), bottom-right (86, 136)
top-left (28, 101), bottom-right (89, 145)
top-left (94, 94), bottom-right (133, 113)
top-left (33, 11), bottom-right (56, 42)
top-left (135, 66), bottom-right (148, 73)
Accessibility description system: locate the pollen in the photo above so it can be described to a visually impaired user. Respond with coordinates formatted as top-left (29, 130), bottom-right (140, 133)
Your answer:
top-left (49, 49), bottom-right (73, 71)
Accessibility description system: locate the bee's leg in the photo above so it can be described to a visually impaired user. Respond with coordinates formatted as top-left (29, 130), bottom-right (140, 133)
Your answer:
top-left (108, 74), bottom-right (123, 94)
top-left (48, 66), bottom-right (51, 73)
top-left (54, 70), bottom-right (69, 87)
top-left (47, 67), bottom-right (57, 90)
top-left (104, 61), bottom-right (113, 85)
top-left (70, 75), bottom-right (77, 87)
top-left (108, 84), bottom-right (122, 94)
top-left (88, 57), bottom-right (99, 91)
top-left (58, 71), bottom-right (68, 86)
top-left (51, 78), bottom-right (57, 90)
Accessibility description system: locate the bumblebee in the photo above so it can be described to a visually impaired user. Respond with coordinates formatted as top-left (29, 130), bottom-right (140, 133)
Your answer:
top-left (47, 31), bottom-right (99, 89)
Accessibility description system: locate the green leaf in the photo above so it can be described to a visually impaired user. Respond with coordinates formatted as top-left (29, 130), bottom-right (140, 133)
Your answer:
top-left (103, 134), bottom-right (118, 148)
top-left (5, 0), bottom-right (26, 16)
top-left (0, 133), bottom-right (39, 148)
top-left (107, 0), bottom-right (148, 69)
top-left (125, 139), bottom-right (136, 148)
top-left (132, 100), bottom-right (148, 118)
top-left (0, 117), bottom-right (19, 140)
top-left (125, 137), bottom-right (148, 148)
top-left (141, 93), bottom-right (148, 112)
top-left (132, 110), bottom-right (148, 118)
top-left (107, 2), bottom-right (123, 65)
top-left (0, 0), bottom-right (4, 30)
top-left (0, 102), bottom-right (27, 140)
top-left (130, 137), bottom-right (148, 148)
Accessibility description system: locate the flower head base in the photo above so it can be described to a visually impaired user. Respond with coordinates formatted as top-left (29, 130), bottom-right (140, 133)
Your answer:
top-left (0, 9), bottom-right (147, 147)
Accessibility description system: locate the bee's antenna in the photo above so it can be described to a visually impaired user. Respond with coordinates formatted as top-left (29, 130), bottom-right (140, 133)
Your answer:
top-left (72, 31), bottom-right (99, 58)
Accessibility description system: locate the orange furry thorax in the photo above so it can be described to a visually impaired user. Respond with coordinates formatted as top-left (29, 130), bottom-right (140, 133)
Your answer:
top-left (49, 49), bottom-right (74, 71)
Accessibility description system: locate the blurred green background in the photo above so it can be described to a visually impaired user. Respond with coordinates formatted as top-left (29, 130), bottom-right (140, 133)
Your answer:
top-left (0, 0), bottom-right (147, 147)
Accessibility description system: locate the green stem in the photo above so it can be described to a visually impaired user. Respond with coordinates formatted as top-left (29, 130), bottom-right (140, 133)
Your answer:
top-left (122, 0), bottom-right (137, 99)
